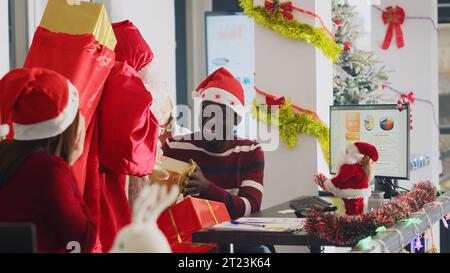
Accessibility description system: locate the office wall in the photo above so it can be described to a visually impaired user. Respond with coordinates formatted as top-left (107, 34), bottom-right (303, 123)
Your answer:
top-left (0, 1), bottom-right (10, 77)
top-left (372, 0), bottom-right (440, 187)
top-left (94, 0), bottom-right (177, 103)
top-left (27, 0), bottom-right (48, 46)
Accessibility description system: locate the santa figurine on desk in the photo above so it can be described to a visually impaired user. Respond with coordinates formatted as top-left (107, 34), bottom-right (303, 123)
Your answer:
top-left (314, 142), bottom-right (379, 216)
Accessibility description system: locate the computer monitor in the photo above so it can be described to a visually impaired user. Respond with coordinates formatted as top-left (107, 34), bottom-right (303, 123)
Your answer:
top-left (330, 104), bottom-right (410, 180)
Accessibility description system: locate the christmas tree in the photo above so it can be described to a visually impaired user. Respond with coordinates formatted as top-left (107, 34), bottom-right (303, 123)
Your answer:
top-left (333, 0), bottom-right (389, 105)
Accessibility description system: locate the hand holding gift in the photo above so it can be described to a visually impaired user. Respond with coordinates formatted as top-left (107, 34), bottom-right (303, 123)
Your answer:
top-left (183, 160), bottom-right (210, 196)
top-left (151, 156), bottom-right (196, 194)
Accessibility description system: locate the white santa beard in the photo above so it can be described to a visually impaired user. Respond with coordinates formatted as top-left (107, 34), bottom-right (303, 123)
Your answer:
top-left (139, 59), bottom-right (174, 125)
top-left (147, 83), bottom-right (173, 124)
top-left (336, 152), bottom-right (364, 171)
top-left (138, 58), bottom-right (162, 84)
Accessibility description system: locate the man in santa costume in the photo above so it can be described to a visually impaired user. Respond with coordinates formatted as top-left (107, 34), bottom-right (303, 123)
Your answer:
top-left (96, 20), bottom-right (160, 252)
top-left (315, 142), bottom-right (379, 216)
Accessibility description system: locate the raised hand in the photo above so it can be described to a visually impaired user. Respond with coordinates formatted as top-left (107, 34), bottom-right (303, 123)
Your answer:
top-left (183, 160), bottom-right (210, 196)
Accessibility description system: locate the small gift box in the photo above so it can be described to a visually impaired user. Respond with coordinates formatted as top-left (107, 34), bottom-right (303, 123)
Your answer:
top-left (39, 0), bottom-right (116, 50)
top-left (152, 156), bottom-right (196, 192)
top-left (157, 197), bottom-right (231, 253)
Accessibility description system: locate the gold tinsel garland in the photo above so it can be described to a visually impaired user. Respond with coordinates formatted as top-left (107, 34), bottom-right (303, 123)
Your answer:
top-left (251, 100), bottom-right (330, 165)
top-left (240, 0), bottom-right (342, 63)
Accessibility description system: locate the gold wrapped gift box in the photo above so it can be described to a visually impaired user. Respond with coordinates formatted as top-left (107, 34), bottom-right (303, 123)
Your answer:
top-left (39, 0), bottom-right (116, 50)
top-left (151, 157), bottom-right (196, 192)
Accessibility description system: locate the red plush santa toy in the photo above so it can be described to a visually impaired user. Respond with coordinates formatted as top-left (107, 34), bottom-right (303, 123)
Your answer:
top-left (315, 142), bottom-right (379, 216)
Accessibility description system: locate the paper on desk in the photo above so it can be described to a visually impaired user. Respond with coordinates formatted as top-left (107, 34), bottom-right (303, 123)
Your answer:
top-left (278, 209), bottom-right (296, 215)
top-left (209, 218), bottom-right (304, 233)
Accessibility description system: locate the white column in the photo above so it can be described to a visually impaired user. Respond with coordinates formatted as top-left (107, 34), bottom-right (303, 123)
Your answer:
top-left (0, 0), bottom-right (10, 77)
top-left (27, 0), bottom-right (48, 46)
top-left (371, 0), bottom-right (439, 187)
top-left (186, 0), bottom-right (212, 107)
top-left (94, 0), bottom-right (177, 102)
top-left (254, 0), bottom-right (333, 209)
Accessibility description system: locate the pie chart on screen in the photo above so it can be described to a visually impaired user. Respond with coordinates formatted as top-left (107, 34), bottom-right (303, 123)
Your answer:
top-left (364, 115), bottom-right (375, 131)
top-left (380, 116), bottom-right (395, 131)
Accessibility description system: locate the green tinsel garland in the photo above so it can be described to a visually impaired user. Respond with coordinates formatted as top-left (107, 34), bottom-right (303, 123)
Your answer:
top-left (251, 100), bottom-right (330, 165)
top-left (240, 0), bottom-right (342, 63)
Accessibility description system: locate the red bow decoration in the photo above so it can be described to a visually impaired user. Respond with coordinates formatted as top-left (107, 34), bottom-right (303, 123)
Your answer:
top-left (401, 92), bottom-right (415, 104)
top-left (255, 86), bottom-right (321, 120)
top-left (265, 0), bottom-right (294, 21)
top-left (381, 6), bottom-right (406, 50)
top-left (266, 95), bottom-right (286, 107)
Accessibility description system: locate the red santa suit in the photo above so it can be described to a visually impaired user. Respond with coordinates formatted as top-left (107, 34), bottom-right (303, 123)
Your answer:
top-left (97, 20), bottom-right (159, 252)
top-left (323, 142), bottom-right (379, 216)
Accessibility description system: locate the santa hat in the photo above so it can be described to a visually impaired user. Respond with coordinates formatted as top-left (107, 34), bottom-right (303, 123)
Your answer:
top-left (112, 20), bottom-right (154, 72)
top-left (193, 67), bottom-right (245, 117)
top-left (0, 68), bottom-right (79, 141)
top-left (353, 142), bottom-right (379, 162)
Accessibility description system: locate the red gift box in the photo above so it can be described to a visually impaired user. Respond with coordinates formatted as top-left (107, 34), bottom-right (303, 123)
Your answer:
top-left (157, 197), bottom-right (230, 253)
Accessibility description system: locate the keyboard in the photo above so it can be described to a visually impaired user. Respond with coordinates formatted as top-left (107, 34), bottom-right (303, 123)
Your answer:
top-left (289, 196), bottom-right (337, 213)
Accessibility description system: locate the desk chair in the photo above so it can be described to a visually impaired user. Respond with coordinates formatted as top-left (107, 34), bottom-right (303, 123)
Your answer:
top-left (0, 223), bottom-right (37, 253)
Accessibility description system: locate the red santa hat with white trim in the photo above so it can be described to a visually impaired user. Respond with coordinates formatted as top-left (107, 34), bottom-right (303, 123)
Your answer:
top-left (0, 68), bottom-right (79, 141)
top-left (194, 67), bottom-right (245, 117)
top-left (351, 142), bottom-right (379, 162)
